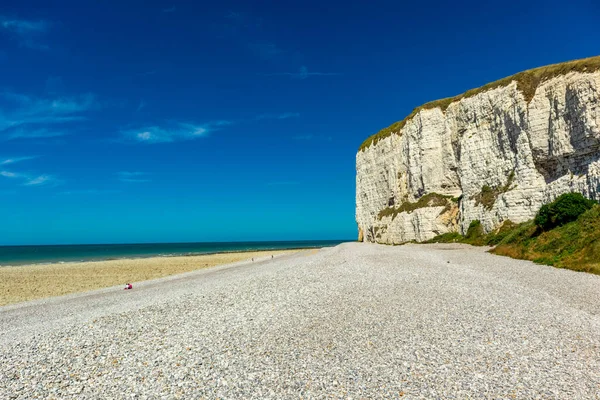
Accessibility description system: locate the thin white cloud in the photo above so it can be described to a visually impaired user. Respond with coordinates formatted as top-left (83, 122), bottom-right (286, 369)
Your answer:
top-left (0, 92), bottom-right (95, 140)
top-left (121, 120), bottom-right (232, 144)
top-left (118, 171), bottom-right (150, 183)
top-left (0, 16), bottom-right (51, 50)
top-left (0, 17), bottom-right (49, 34)
top-left (2, 91), bottom-right (95, 114)
top-left (0, 168), bottom-right (59, 187)
top-left (0, 170), bottom-right (19, 178)
top-left (136, 100), bottom-right (146, 112)
top-left (0, 156), bottom-right (37, 165)
top-left (23, 174), bottom-right (55, 186)
top-left (4, 128), bottom-right (67, 140)
top-left (266, 65), bottom-right (339, 79)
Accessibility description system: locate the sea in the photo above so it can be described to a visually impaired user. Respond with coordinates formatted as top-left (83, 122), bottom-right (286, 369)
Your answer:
top-left (0, 240), bottom-right (349, 267)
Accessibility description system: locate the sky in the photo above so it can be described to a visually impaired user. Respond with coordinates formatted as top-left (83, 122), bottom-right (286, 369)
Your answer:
top-left (0, 0), bottom-right (599, 245)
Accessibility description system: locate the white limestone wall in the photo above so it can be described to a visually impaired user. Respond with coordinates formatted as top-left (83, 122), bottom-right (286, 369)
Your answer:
top-left (356, 71), bottom-right (600, 243)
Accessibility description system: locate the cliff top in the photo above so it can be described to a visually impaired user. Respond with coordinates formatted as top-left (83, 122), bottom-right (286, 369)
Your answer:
top-left (358, 55), bottom-right (600, 152)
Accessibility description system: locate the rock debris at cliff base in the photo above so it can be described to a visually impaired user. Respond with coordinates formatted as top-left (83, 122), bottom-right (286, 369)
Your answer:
top-left (2, 243), bottom-right (600, 399)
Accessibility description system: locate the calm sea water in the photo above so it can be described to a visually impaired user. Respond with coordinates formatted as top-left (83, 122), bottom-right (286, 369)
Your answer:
top-left (0, 240), bottom-right (349, 266)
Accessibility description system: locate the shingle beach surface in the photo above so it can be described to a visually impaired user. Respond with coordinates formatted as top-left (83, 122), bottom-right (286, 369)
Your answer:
top-left (1, 243), bottom-right (600, 399)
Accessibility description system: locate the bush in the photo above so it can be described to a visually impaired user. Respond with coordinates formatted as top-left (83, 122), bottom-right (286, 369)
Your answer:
top-left (485, 220), bottom-right (518, 246)
top-left (425, 232), bottom-right (462, 243)
top-left (534, 193), bottom-right (596, 231)
top-left (463, 220), bottom-right (487, 245)
top-left (465, 220), bottom-right (482, 238)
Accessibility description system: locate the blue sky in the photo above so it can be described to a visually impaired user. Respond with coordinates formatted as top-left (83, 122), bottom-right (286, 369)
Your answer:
top-left (0, 0), bottom-right (599, 245)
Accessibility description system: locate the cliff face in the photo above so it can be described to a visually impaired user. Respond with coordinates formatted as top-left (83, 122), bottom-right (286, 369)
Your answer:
top-left (356, 58), bottom-right (600, 243)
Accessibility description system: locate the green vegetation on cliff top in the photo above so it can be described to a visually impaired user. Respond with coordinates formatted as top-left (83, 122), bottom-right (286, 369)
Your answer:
top-left (359, 55), bottom-right (600, 152)
top-left (427, 193), bottom-right (600, 275)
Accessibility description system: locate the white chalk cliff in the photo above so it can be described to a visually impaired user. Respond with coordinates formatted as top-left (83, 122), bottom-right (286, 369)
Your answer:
top-left (356, 57), bottom-right (600, 243)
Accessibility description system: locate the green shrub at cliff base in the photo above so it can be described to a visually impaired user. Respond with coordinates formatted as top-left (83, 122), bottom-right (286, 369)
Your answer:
top-left (427, 192), bottom-right (600, 275)
top-left (426, 219), bottom-right (515, 246)
top-left (534, 192), bottom-right (596, 231)
top-left (464, 220), bottom-right (485, 245)
top-left (493, 204), bottom-right (600, 274)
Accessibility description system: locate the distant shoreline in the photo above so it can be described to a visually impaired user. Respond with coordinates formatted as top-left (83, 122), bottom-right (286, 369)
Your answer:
top-left (0, 245), bottom-right (337, 268)
top-left (0, 240), bottom-right (349, 267)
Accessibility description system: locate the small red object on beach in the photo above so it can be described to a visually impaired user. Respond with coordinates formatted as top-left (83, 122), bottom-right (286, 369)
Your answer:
top-left (124, 283), bottom-right (133, 290)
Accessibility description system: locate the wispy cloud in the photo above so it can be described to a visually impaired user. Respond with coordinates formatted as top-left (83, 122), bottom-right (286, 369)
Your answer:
top-left (121, 120), bottom-right (232, 144)
top-left (1, 155), bottom-right (37, 165)
top-left (118, 171), bottom-right (150, 183)
top-left (0, 92), bottom-right (95, 140)
top-left (23, 174), bottom-right (55, 186)
top-left (0, 169), bottom-right (59, 187)
top-left (0, 153), bottom-right (58, 187)
top-left (136, 100), bottom-right (146, 112)
top-left (0, 170), bottom-right (19, 178)
top-left (0, 16), bottom-right (51, 50)
top-left (162, 7), bottom-right (176, 13)
top-left (265, 65), bottom-right (339, 79)
top-left (256, 112), bottom-right (300, 121)
top-left (1, 18), bottom-right (48, 34)
top-left (4, 128), bottom-right (67, 140)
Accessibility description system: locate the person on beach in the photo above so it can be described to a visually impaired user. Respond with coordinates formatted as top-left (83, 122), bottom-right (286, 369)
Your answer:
top-left (124, 283), bottom-right (133, 290)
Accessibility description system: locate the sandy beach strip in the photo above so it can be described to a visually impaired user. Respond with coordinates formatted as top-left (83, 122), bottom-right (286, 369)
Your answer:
top-left (0, 250), bottom-right (296, 306)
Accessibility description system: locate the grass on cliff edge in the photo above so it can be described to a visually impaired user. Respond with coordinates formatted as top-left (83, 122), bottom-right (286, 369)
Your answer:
top-left (427, 205), bottom-right (600, 275)
top-left (359, 55), bottom-right (600, 152)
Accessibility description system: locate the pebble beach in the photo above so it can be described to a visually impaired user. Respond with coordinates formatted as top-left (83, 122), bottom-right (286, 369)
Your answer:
top-left (1, 242), bottom-right (600, 398)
